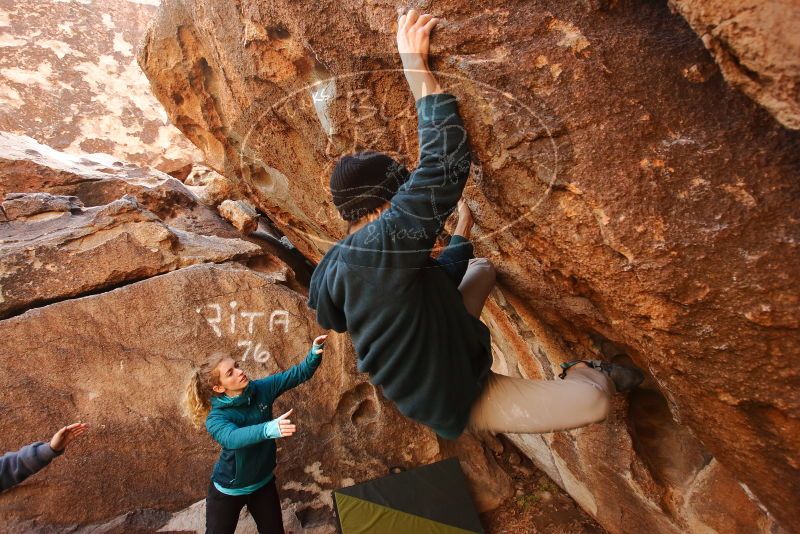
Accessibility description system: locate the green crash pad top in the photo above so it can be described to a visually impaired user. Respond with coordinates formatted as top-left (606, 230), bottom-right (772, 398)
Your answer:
top-left (333, 457), bottom-right (484, 533)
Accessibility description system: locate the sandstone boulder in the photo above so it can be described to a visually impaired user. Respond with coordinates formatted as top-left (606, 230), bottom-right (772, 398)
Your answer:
top-left (218, 199), bottom-right (259, 234)
top-left (1, 192), bottom-right (84, 221)
top-left (670, 0), bottom-right (800, 130)
top-left (0, 262), bottom-right (511, 531)
top-left (0, 131), bottom-right (260, 242)
top-left (184, 164), bottom-right (246, 207)
top-left (139, 1), bottom-right (800, 532)
top-left (0, 0), bottom-right (201, 172)
top-left (0, 194), bottom-right (262, 319)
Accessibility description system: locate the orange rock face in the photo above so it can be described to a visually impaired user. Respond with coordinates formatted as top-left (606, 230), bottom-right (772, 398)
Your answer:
top-left (669, 0), bottom-right (800, 130)
top-left (138, 1), bottom-right (799, 533)
top-left (0, 0), bottom-right (201, 172)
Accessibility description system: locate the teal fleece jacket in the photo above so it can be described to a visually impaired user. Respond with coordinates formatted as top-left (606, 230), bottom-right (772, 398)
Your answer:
top-left (307, 93), bottom-right (492, 439)
top-left (206, 348), bottom-right (321, 489)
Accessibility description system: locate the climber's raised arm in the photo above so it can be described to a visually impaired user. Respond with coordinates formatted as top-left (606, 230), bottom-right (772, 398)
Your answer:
top-left (345, 10), bottom-right (471, 271)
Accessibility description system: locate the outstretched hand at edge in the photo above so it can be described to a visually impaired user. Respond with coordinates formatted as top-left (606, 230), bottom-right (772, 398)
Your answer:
top-left (50, 422), bottom-right (89, 452)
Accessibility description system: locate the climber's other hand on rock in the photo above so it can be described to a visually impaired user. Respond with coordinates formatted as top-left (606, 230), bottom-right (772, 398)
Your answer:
top-left (454, 200), bottom-right (474, 239)
top-left (50, 422), bottom-right (89, 452)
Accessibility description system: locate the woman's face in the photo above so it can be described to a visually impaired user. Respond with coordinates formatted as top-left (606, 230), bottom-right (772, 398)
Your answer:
top-left (212, 357), bottom-right (249, 396)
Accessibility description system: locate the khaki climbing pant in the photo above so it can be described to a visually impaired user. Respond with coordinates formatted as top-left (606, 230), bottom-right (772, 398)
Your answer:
top-left (467, 367), bottom-right (614, 433)
top-left (458, 258), bottom-right (615, 434)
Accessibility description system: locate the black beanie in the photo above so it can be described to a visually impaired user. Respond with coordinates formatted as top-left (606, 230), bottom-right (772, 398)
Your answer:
top-left (330, 151), bottom-right (410, 222)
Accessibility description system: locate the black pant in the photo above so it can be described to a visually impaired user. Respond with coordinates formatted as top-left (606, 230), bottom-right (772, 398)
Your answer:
top-left (206, 478), bottom-right (286, 534)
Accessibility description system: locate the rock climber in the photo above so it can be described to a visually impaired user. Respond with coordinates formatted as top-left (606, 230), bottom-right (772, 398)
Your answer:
top-left (184, 334), bottom-right (327, 534)
top-left (307, 10), bottom-right (643, 441)
top-left (1, 422), bottom-right (89, 491)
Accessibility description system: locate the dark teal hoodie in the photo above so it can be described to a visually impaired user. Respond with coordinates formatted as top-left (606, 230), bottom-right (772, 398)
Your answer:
top-left (307, 94), bottom-right (492, 439)
top-left (205, 349), bottom-right (320, 489)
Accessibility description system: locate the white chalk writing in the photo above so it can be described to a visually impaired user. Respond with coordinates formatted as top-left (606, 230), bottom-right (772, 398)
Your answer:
top-left (270, 310), bottom-right (289, 333)
top-left (197, 301), bottom-right (290, 363)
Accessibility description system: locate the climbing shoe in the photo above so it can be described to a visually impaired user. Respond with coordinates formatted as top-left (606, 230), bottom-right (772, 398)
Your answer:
top-left (559, 360), bottom-right (644, 393)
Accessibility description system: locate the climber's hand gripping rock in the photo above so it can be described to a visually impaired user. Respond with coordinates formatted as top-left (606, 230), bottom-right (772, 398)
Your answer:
top-left (396, 8), bottom-right (443, 100)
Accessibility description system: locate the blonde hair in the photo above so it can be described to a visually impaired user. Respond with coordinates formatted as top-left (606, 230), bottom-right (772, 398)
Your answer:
top-left (184, 352), bottom-right (227, 429)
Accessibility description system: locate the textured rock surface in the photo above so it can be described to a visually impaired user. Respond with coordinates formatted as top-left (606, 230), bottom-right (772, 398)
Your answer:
top-left (0, 132), bottom-right (320, 292)
top-left (0, 140), bottom-right (514, 531)
top-left (1, 192), bottom-right (84, 221)
top-left (0, 263), bottom-right (510, 530)
top-left (184, 163), bottom-right (246, 207)
top-left (218, 199), bottom-right (259, 234)
top-left (0, 194), bottom-right (261, 319)
top-left (0, 132), bottom-right (244, 239)
top-left (0, 0), bottom-right (201, 171)
top-left (139, 1), bottom-right (800, 532)
top-left (670, 0), bottom-right (800, 130)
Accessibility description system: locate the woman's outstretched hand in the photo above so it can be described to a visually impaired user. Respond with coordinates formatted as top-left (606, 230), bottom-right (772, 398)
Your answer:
top-left (396, 9), bottom-right (443, 100)
top-left (273, 409), bottom-right (296, 438)
top-left (312, 334), bottom-right (328, 355)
